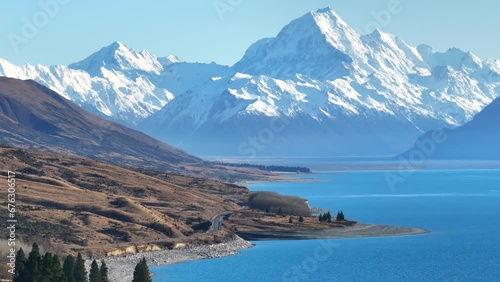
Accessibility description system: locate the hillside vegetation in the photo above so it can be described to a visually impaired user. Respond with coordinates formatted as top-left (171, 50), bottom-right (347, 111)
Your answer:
top-left (248, 191), bottom-right (311, 216)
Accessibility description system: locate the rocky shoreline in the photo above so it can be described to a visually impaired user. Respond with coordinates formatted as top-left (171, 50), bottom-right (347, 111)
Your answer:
top-left (97, 224), bottom-right (428, 281)
top-left (101, 236), bottom-right (253, 282)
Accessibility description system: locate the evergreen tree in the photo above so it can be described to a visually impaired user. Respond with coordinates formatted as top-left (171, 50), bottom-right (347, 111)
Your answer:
top-left (63, 255), bottom-right (76, 282)
top-left (89, 260), bottom-right (102, 282)
top-left (13, 248), bottom-right (27, 281)
top-left (40, 252), bottom-right (54, 281)
top-left (288, 217), bottom-right (293, 223)
top-left (132, 258), bottom-right (152, 282)
top-left (318, 214), bottom-right (323, 222)
top-left (327, 211), bottom-right (332, 223)
top-left (298, 216), bottom-right (304, 223)
top-left (99, 261), bottom-right (109, 282)
top-left (50, 255), bottom-right (68, 282)
top-left (336, 211), bottom-right (345, 221)
top-left (322, 213), bottom-right (327, 222)
top-left (22, 243), bottom-right (42, 282)
top-left (73, 253), bottom-right (88, 282)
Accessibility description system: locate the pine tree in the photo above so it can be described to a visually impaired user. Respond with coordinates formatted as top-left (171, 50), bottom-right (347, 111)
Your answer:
top-left (100, 261), bottom-right (109, 282)
top-left (40, 252), bottom-right (54, 281)
top-left (73, 253), bottom-right (88, 282)
top-left (322, 213), bottom-right (327, 222)
top-left (22, 243), bottom-right (42, 282)
top-left (298, 216), bottom-right (304, 223)
top-left (132, 258), bottom-right (152, 282)
top-left (327, 211), bottom-right (332, 223)
top-left (288, 217), bottom-right (293, 223)
top-left (13, 248), bottom-right (27, 281)
top-left (336, 211), bottom-right (345, 221)
top-left (63, 255), bottom-right (76, 282)
top-left (50, 255), bottom-right (68, 282)
top-left (89, 260), bottom-right (102, 282)
top-left (318, 214), bottom-right (323, 222)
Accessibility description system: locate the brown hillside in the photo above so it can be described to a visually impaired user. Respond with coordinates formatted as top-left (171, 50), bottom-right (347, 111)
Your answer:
top-left (0, 145), bottom-right (248, 255)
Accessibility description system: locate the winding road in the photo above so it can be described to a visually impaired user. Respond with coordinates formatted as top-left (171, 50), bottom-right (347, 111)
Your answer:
top-left (207, 211), bottom-right (232, 234)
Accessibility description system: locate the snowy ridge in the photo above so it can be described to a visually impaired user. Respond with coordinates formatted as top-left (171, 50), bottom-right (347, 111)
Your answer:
top-left (1, 8), bottom-right (500, 156)
top-left (142, 7), bottom-right (500, 156)
top-left (0, 42), bottom-right (229, 125)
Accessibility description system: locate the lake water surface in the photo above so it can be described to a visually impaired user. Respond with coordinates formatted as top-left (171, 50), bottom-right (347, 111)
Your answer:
top-left (152, 170), bottom-right (500, 281)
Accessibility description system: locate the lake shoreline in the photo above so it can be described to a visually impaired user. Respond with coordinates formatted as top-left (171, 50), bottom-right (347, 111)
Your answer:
top-left (236, 223), bottom-right (429, 241)
top-left (103, 223), bottom-right (428, 281)
top-left (103, 236), bottom-right (253, 282)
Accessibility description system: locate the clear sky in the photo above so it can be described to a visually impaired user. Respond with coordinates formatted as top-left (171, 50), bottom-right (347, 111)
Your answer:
top-left (1, 0), bottom-right (498, 66)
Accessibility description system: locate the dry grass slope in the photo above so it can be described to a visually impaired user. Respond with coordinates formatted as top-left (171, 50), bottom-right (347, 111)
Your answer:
top-left (0, 145), bottom-right (249, 256)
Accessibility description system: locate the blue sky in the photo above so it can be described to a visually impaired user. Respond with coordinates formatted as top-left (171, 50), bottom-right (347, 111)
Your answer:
top-left (1, 0), bottom-right (498, 66)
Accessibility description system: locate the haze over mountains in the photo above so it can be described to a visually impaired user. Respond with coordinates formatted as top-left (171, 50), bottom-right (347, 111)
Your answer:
top-left (403, 98), bottom-right (500, 160)
top-left (0, 77), bottom-right (201, 170)
top-left (1, 7), bottom-right (500, 157)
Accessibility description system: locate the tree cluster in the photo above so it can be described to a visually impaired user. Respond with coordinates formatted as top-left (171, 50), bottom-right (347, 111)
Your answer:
top-left (213, 162), bottom-right (311, 173)
top-left (13, 243), bottom-right (151, 282)
top-left (248, 191), bottom-right (311, 216)
top-left (336, 211), bottom-right (346, 221)
top-left (318, 211), bottom-right (332, 223)
top-left (13, 243), bottom-right (67, 282)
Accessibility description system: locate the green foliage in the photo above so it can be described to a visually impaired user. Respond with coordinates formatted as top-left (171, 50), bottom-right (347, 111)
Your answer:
top-left (73, 253), bottom-right (88, 282)
top-left (132, 258), bottom-right (152, 282)
top-left (322, 213), bottom-right (327, 222)
top-left (318, 214), bottom-right (323, 222)
top-left (48, 255), bottom-right (67, 282)
top-left (63, 255), bottom-right (76, 282)
top-left (336, 211), bottom-right (345, 221)
top-left (14, 244), bottom-right (67, 282)
top-left (40, 252), bottom-right (54, 280)
top-left (100, 261), bottom-right (109, 282)
top-left (288, 217), bottom-right (293, 223)
top-left (21, 243), bottom-right (42, 281)
top-left (298, 216), bottom-right (304, 223)
top-left (326, 211), bottom-right (332, 223)
top-left (89, 260), bottom-right (102, 282)
top-left (14, 248), bottom-right (27, 280)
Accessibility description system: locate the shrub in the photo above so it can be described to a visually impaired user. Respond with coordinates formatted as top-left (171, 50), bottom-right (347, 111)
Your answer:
top-left (248, 192), bottom-right (311, 217)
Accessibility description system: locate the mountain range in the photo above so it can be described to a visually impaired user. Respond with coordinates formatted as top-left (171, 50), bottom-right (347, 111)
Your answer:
top-left (1, 7), bottom-right (500, 157)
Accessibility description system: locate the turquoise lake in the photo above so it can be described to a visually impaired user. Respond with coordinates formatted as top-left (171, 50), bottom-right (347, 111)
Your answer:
top-left (152, 170), bottom-right (500, 281)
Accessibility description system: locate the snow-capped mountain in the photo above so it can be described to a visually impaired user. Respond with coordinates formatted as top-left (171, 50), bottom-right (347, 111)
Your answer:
top-left (140, 7), bottom-right (500, 157)
top-left (2, 7), bottom-right (500, 157)
top-left (0, 41), bottom-right (229, 125)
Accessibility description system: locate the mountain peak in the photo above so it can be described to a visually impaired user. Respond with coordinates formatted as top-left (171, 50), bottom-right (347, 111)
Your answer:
top-left (233, 8), bottom-right (364, 78)
top-left (313, 6), bottom-right (344, 20)
top-left (69, 41), bottom-right (163, 75)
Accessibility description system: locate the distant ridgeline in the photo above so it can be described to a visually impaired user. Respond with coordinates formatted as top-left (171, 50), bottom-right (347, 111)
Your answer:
top-left (215, 162), bottom-right (311, 173)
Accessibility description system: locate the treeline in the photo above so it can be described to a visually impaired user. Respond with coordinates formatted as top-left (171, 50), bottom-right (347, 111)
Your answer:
top-left (215, 162), bottom-right (311, 173)
top-left (248, 191), bottom-right (311, 216)
top-left (12, 243), bottom-right (152, 282)
top-left (318, 211), bottom-right (346, 223)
